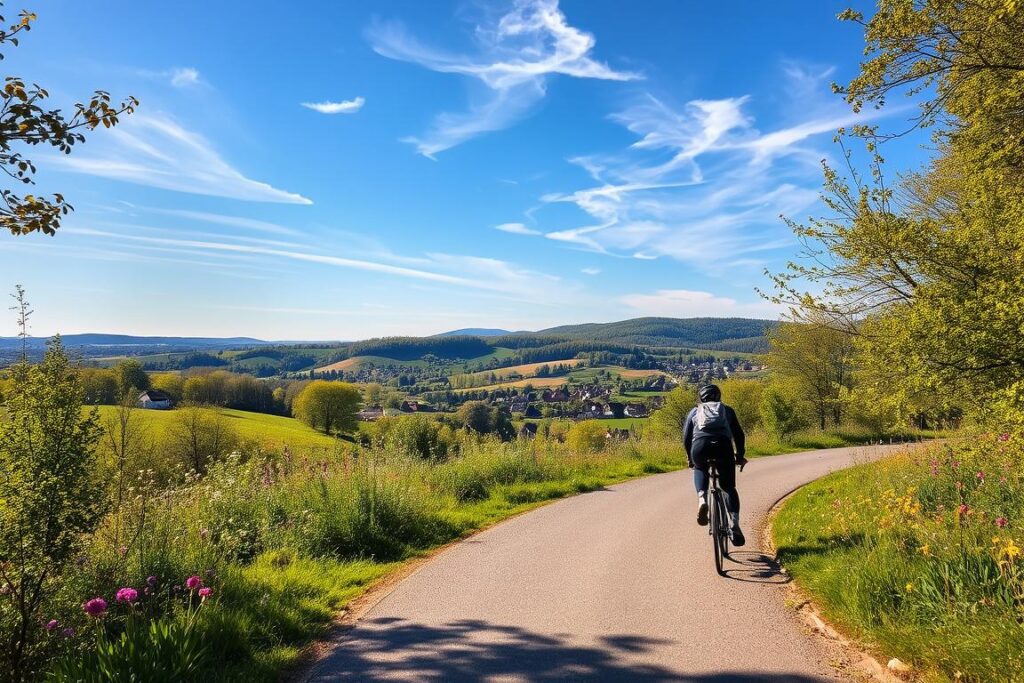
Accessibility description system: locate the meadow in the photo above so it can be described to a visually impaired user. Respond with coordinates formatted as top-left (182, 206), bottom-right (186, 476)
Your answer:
top-left (46, 432), bottom-right (690, 682)
top-left (773, 433), bottom-right (1024, 682)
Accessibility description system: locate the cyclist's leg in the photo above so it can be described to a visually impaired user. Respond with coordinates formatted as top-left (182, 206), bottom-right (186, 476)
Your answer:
top-left (691, 438), bottom-right (711, 497)
top-left (714, 442), bottom-right (739, 514)
top-left (691, 438), bottom-right (711, 525)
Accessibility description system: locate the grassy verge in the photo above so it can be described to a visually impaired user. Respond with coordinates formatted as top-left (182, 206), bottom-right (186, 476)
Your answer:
top-left (56, 436), bottom-right (690, 681)
top-left (773, 434), bottom-right (1024, 682)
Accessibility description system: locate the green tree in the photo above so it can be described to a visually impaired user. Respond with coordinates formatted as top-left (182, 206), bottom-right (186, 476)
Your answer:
top-left (764, 319), bottom-right (856, 429)
top-left (759, 381), bottom-right (808, 442)
top-left (457, 401), bottom-right (493, 434)
top-left (0, 6), bottom-right (137, 236)
top-left (651, 385), bottom-right (695, 438)
top-left (292, 380), bottom-right (361, 435)
top-left (566, 420), bottom-right (608, 454)
top-left (112, 359), bottom-right (150, 397)
top-left (768, 0), bottom-right (1024, 426)
top-left (166, 405), bottom-right (237, 474)
top-left (0, 337), bottom-right (102, 680)
top-left (78, 367), bottom-right (119, 404)
top-left (719, 378), bottom-right (763, 430)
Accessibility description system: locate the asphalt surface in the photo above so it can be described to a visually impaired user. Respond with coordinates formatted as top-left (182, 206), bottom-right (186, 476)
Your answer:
top-left (308, 445), bottom-right (902, 682)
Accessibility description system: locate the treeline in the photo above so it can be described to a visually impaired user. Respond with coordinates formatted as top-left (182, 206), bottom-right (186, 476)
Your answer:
top-left (340, 335), bottom-right (492, 361)
top-left (535, 317), bottom-right (778, 348)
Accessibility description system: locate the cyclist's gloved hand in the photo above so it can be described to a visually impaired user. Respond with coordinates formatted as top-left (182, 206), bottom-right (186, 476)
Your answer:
top-left (736, 456), bottom-right (748, 471)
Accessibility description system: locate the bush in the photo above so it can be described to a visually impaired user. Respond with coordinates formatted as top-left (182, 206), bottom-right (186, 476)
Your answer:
top-left (566, 421), bottom-right (608, 454)
top-left (369, 415), bottom-right (456, 460)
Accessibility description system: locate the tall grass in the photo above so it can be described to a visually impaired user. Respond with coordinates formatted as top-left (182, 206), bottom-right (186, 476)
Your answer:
top-left (50, 432), bottom-right (688, 680)
top-left (774, 432), bottom-right (1024, 682)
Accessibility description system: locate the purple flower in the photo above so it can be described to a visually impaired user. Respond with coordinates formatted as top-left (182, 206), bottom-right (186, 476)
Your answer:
top-left (82, 597), bottom-right (108, 617)
top-left (61, 627), bottom-right (75, 638)
top-left (146, 575), bottom-right (158, 587)
top-left (996, 517), bottom-right (1009, 528)
top-left (115, 587), bottom-right (138, 604)
top-left (45, 619), bottom-right (59, 632)
top-left (198, 587), bottom-right (213, 600)
top-left (185, 575), bottom-right (203, 590)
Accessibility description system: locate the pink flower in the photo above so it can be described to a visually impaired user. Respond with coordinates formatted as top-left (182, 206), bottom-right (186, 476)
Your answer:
top-left (45, 619), bottom-right (59, 632)
top-left (198, 587), bottom-right (213, 600)
top-left (957, 504), bottom-right (971, 517)
top-left (996, 517), bottom-right (1009, 528)
top-left (82, 597), bottom-right (108, 617)
top-left (998, 433), bottom-right (1010, 441)
top-left (185, 575), bottom-right (203, 590)
top-left (115, 587), bottom-right (138, 604)
top-left (977, 471), bottom-right (986, 482)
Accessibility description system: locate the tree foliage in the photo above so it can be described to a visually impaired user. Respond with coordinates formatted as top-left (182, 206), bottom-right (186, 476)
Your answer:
top-left (0, 337), bottom-right (102, 680)
top-left (292, 381), bottom-right (361, 435)
top-left (769, 0), bottom-right (1024, 426)
top-left (0, 6), bottom-right (137, 236)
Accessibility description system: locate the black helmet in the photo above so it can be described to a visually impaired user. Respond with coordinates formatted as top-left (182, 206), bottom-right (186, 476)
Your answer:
top-left (698, 384), bottom-right (721, 403)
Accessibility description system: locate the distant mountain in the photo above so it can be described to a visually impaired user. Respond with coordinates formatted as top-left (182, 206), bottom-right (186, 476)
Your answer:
top-left (531, 317), bottom-right (778, 351)
top-left (0, 333), bottom-right (269, 350)
top-left (436, 328), bottom-right (514, 337)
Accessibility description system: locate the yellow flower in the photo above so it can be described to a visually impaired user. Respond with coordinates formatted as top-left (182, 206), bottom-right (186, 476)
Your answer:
top-left (1004, 540), bottom-right (1021, 560)
top-left (905, 582), bottom-right (914, 593)
top-left (918, 545), bottom-right (931, 556)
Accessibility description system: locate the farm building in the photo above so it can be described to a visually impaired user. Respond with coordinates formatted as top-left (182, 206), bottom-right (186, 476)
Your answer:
top-left (138, 389), bottom-right (173, 410)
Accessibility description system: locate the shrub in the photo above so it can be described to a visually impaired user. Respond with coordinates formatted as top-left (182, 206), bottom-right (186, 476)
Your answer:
top-left (566, 421), bottom-right (609, 454)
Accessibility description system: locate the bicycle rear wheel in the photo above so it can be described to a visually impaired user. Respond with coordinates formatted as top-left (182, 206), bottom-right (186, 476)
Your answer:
top-left (711, 489), bottom-right (728, 575)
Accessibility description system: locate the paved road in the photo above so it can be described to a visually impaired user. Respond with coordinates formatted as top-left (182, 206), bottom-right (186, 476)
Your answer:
top-left (308, 445), bottom-right (902, 682)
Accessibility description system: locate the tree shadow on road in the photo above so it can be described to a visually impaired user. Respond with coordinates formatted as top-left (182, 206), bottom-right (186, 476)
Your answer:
top-left (309, 617), bottom-right (828, 682)
top-left (721, 551), bottom-right (791, 585)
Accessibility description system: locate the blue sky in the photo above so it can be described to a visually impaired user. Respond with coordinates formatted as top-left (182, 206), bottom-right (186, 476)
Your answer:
top-left (0, 0), bottom-right (926, 340)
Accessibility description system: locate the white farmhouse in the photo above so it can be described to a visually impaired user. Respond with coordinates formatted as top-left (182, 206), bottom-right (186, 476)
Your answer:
top-left (138, 389), bottom-right (173, 410)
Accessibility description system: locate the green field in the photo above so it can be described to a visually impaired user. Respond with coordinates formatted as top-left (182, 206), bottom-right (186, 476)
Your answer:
top-left (93, 405), bottom-right (342, 452)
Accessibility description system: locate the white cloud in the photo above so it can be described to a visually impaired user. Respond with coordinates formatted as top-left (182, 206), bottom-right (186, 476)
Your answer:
top-left (71, 227), bottom-right (567, 303)
top-left (150, 208), bottom-right (300, 236)
top-left (519, 64), bottom-right (880, 267)
top-left (170, 67), bottom-right (201, 87)
top-left (367, 0), bottom-right (639, 157)
top-left (619, 289), bottom-right (781, 319)
top-left (301, 97), bottom-right (365, 114)
top-left (53, 114), bottom-right (312, 205)
top-left (581, 267), bottom-right (600, 275)
top-left (495, 222), bottom-right (540, 235)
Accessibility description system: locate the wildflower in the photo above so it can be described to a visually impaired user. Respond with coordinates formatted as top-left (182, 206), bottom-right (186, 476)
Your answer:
top-left (905, 582), bottom-right (914, 593)
top-left (115, 587), bottom-right (138, 604)
top-left (998, 433), bottom-right (1010, 441)
top-left (198, 587), bottom-right (213, 600)
top-left (61, 627), bottom-right (75, 638)
top-left (118, 546), bottom-right (128, 556)
top-left (185, 575), bottom-right (203, 590)
top-left (45, 619), bottom-right (59, 632)
top-left (996, 517), bottom-right (1008, 528)
top-left (1005, 540), bottom-right (1021, 560)
top-left (976, 471), bottom-right (986, 482)
top-left (957, 504), bottom-right (971, 517)
top-left (146, 575), bottom-right (158, 587)
top-left (82, 598), bottom-right (108, 617)
top-left (918, 545), bottom-right (931, 556)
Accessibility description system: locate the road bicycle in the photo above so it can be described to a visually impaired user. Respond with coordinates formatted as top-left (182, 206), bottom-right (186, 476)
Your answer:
top-left (707, 459), bottom-right (745, 576)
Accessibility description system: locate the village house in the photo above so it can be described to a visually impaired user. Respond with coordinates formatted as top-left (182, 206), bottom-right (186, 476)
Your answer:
top-left (523, 404), bottom-right (542, 419)
top-left (518, 422), bottom-right (538, 439)
top-left (138, 389), bottom-right (173, 410)
top-left (624, 403), bottom-right (649, 418)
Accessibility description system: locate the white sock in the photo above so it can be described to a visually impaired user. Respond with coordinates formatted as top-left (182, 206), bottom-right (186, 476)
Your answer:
top-left (698, 492), bottom-right (707, 506)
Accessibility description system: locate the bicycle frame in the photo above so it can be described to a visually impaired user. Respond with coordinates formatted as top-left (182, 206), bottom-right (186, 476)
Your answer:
top-left (707, 463), bottom-right (730, 576)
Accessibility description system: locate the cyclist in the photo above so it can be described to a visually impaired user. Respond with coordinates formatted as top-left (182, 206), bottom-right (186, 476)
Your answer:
top-left (683, 384), bottom-right (748, 545)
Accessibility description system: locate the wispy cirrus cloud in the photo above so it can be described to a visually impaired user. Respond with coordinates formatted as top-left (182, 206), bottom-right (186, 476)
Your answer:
top-left (301, 97), bottom-right (365, 114)
top-left (518, 64), bottom-right (882, 267)
top-left (367, 0), bottom-right (639, 157)
top-left (495, 222), bottom-right (540, 235)
top-left (53, 114), bottom-right (312, 205)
